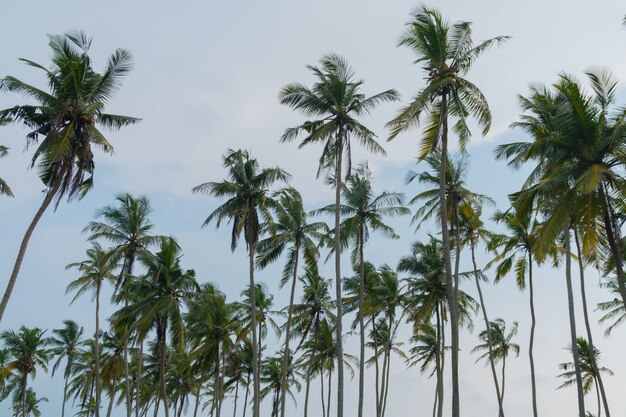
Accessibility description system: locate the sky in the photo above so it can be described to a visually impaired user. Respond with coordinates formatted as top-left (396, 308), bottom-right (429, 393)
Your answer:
top-left (1, 1), bottom-right (626, 416)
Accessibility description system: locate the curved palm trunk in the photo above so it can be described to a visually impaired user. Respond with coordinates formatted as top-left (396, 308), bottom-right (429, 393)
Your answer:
top-left (500, 354), bottom-right (506, 405)
top-left (470, 244), bottom-right (504, 416)
top-left (438, 94), bottom-right (459, 417)
top-left (573, 228), bottom-right (611, 417)
top-left (334, 140), bottom-right (345, 417)
top-left (304, 322), bottom-right (320, 417)
top-left (279, 247), bottom-right (300, 417)
top-left (564, 225), bottom-right (586, 417)
top-left (595, 377), bottom-right (601, 417)
top-left (95, 281), bottom-right (102, 417)
top-left (248, 244), bottom-right (260, 417)
top-left (435, 305), bottom-right (444, 417)
top-left (0, 182), bottom-right (60, 323)
top-left (527, 251), bottom-right (538, 417)
top-left (358, 227), bottom-right (366, 417)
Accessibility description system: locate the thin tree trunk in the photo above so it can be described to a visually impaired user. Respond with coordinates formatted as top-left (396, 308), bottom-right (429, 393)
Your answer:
top-left (378, 339), bottom-right (388, 417)
top-left (280, 246), bottom-right (300, 417)
top-left (595, 377), bottom-right (602, 417)
top-left (601, 187), bottom-right (626, 309)
top-left (564, 224), bottom-right (586, 417)
top-left (381, 316), bottom-right (392, 417)
top-left (500, 355), bottom-right (506, 406)
top-left (95, 282), bottom-right (102, 417)
top-left (62, 374), bottom-right (69, 417)
top-left (372, 317), bottom-right (381, 417)
top-left (193, 384), bottom-right (201, 417)
top-left (574, 228), bottom-right (611, 417)
top-left (435, 306), bottom-right (443, 417)
top-left (321, 369), bottom-right (326, 417)
top-left (439, 304), bottom-right (445, 417)
top-left (123, 306), bottom-right (132, 417)
top-left (215, 343), bottom-right (221, 417)
top-left (438, 93), bottom-right (459, 417)
top-left (527, 251), bottom-right (538, 417)
top-left (106, 375), bottom-right (119, 417)
top-left (233, 380), bottom-right (240, 417)
top-left (470, 244), bottom-right (504, 416)
top-left (0, 183), bottom-right (60, 323)
top-left (21, 373), bottom-right (27, 417)
top-left (304, 323), bottom-right (320, 417)
top-left (249, 243), bottom-right (260, 417)
top-left (243, 371), bottom-right (251, 417)
top-left (327, 369), bottom-right (332, 417)
top-left (136, 339), bottom-right (144, 417)
top-left (358, 227), bottom-right (366, 417)
top-left (160, 321), bottom-right (170, 417)
top-left (334, 138), bottom-right (344, 417)
top-left (432, 383), bottom-right (438, 417)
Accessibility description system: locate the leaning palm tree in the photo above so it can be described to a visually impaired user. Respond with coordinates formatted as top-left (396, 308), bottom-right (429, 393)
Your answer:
top-left (0, 31), bottom-right (140, 322)
top-left (192, 149), bottom-right (288, 417)
top-left (387, 8), bottom-right (507, 416)
top-left (315, 164), bottom-right (408, 415)
top-left (558, 338), bottom-right (613, 417)
top-left (50, 320), bottom-right (85, 417)
top-left (112, 237), bottom-right (198, 417)
top-left (472, 319), bottom-right (520, 412)
top-left (66, 243), bottom-right (117, 417)
top-left (280, 53), bottom-right (399, 417)
top-left (1, 327), bottom-right (50, 417)
top-left (256, 186), bottom-right (327, 417)
top-left (0, 145), bottom-right (13, 197)
top-left (84, 193), bottom-right (161, 417)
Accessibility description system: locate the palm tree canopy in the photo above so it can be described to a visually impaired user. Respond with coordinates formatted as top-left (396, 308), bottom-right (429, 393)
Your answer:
top-left (0, 145), bottom-right (14, 197)
top-left (472, 318), bottom-right (520, 364)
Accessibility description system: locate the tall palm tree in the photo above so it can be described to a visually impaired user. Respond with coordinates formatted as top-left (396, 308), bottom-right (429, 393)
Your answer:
top-left (192, 148), bottom-right (288, 417)
top-left (280, 54), bottom-right (399, 417)
top-left (0, 327), bottom-right (50, 417)
top-left (66, 243), bottom-right (117, 417)
top-left (0, 31), bottom-right (140, 322)
top-left (256, 187), bottom-right (327, 417)
top-left (0, 145), bottom-right (13, 197)
top-left (387, 8), bottom-right (507, 415)
top-left (558, 338), bottom-right (613, 417)
top-left (316, 164), bottom-right (408, 416)
top-left (112, 237), bottom-right (199, 417)
top-left (50, 320), bottom-right (85, 417)
top-left (84, 193), bottom-right (160, 417)
top-left (472, 319), bottom-right (520, 411)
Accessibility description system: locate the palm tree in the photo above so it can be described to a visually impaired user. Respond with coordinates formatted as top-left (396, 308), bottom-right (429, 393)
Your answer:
top-left (316, 164), bottom-right (408, 415)
top-left (280, 54), bottom-right (399, 417)
top-left (99, 330), bottom-right (126, 417)
top-left (406, 323), bottom-right (441, 417)
top-left (192, 148), bottom-right (288, 417)
top-left (66, 243), bottom-right (117, 417)
top-left (0, 327), bottom-right (50, 417)
top-left (112, 237), bottom-right (199, 417)
top-left (597, 276), bottom-right (626, 336)
top-left (0, 145), bottom-right (13, 197)
top-left (256, 187), bottom-right (327, 417)
top-left (558, 338), bottom-right (613, 417)
top-left (472, 319), bottom-right (520, 411)
top-left (12, 388), bottom-right (47, 417)
top-left (0, 31), bottom-right (140, 322)
top-left (487, 207), bottom-right (542, 416)
top-left (50, 320), bottom-right (85, 417)
top-left (387, 8), bottom-right (507, 415)
top-left (260, 352), bottom-right (303, 417)
top-left (84, 193), bottom-right (161, 417)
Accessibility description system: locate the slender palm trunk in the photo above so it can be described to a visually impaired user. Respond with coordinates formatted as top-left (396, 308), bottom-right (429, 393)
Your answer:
top-left (159, 320), bottom-right (170, 417)
top-left (193, 384), bottom-right (201, 417)
top-left (233, 380), bottom-right (240, 417)
top-left (62, 374), bottom-right (69, 417)
top-left (327, 369), bottom-right (332, 417)
top-left (358, 227), bottom-right (366, 417)
top-left (435, 306), bottom-right (443, 417)
top-left (0, 182), bottom-right (60, 323)
top-left (107, 375), bottom-right (119, 417)
top-left (215, 343), bottom-right (221, 417)
top-left (595, 377), bottom-right (602, 417)
top-left (438, 94), bottom-right (459, 417)
top-left (304, 323), bottom-right (320, 417)
top-left (21, 373), bottom-right (27, 417)
top-left (381, 317), bottom-right (393, 417)
top-left (500, 355), bottom-right (506, 405)
top-left (470, 244), bottom-right (504, 416)
top-left (243, 371), bottom-right (250, 417)
top-left (439, 304), bottom-right (445, 417)
top-left (564, 225), bottom-right (586, 417)
top-left (378, 341), bottom-right (388, 417)
top-left (280, 246), bottom-right (300, 417)
top-left (136, 339), bottom-right (144, 417)
top-left (527, 251), bottom-right (538, 417)
top-left (95, 281), bottom-right (102, 417)
top-left (432, 384), bottom-right (438, 417)
top-left (248, 243), bottom-right (260, 417)
top-left (373, 317), bottom-right (381, 417)
top-left (321, 369), bottom-right (326, 417)
top-left (573, 228), bottom-right (611, 417)
top-left (334, 139), bottom-right (344, 417)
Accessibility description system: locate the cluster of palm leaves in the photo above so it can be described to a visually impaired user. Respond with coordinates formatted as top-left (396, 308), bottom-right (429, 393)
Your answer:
top-left (1, 6), bottom-right (626, 417)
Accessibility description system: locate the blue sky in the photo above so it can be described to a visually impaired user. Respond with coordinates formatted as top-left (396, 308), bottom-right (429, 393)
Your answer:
top-left (1, 1), bottom-right (626, 416)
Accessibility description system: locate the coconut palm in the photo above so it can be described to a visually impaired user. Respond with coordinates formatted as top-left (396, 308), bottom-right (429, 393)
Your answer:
top-left (0, 31), bottom-right (140, 322)
top-left (316, 164), bottom-right (408, 415)
top-left (192, 149), bottom-right (288, 417)
top-left (84, 193), bottom-right (160, 417)
top-left (597, 276), bottom-right (626, 336)
top-left (66, 243), bottom-right (117, 417)
top-left (256, 187), bottom-right (327, 417)
top-left (387, 8), bottom-right (507, 415)
top-left (12, 388), bottom-right (47, 417)
top-left (50, 320), bottom-right (85, 417)
top-left (472, 319), bottom-right (520, 410)
top-left (112, 237), bottom-right (199, 417)
top-left (0, 327), bottom-right (50, 417)
top-left (259, 352), bottom-right (303, 417)
top-left (406, 323), bottom-right (441, 417)
top-left (558, 338), bottom-right (613, 417)
top-left (280, 53), bottom-right (398, 417)
top-left (99, 330), bottom-right (126, 417)
top-left (66, 339), bottom-right (98, 414)
top-left (0, 145), bottom-right (13, 197)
